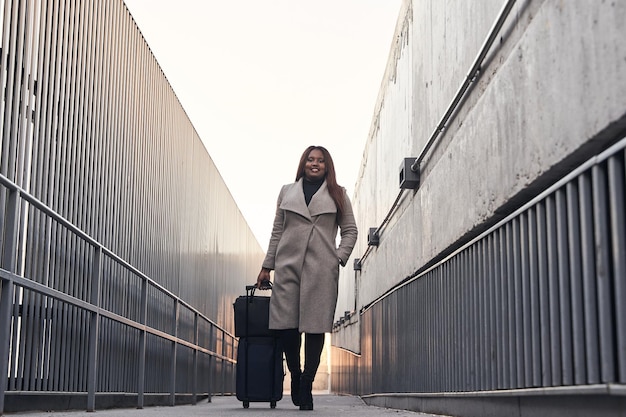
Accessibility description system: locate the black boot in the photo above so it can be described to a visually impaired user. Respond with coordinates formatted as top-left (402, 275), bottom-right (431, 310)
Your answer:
top-left (291, 370), bottom-right (302, 406)
top-left (299, 377), bottom-right (313, 410)
top-left (299, 333), bottom-right (324, 411)
top-left (277, 329), bottom-right (303, 407)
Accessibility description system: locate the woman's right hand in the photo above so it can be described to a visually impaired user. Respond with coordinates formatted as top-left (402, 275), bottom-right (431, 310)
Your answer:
top-left (257, 268), bottom-right (272, 290)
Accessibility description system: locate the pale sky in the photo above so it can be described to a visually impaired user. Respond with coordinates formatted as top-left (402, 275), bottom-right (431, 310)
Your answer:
top-left (123, 0), bottom-right (402, 248)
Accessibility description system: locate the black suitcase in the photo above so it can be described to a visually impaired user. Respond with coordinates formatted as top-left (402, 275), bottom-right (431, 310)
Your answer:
top-left (234, 285), bottom-right (284, 408)
top-left (233, 285), bottom-right (274, 338)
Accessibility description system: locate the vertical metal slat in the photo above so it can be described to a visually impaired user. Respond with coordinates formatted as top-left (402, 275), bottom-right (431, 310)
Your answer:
top-left (591, 164), bottom-right (616, 382)
top-left (536, 202), bottom-right (551, 386)
top-left (578, 172), bottom-right (600, 384)
top-left (545, 194), bottom-right (562, 386)
top-left (608, 153), bottom-right (626, 382)
top-left (528, 208), bottom-right (541, 387)
top-left (556, 188), bottom-right (573, 385)
top-left (566, 181), bottom-right (587, 384)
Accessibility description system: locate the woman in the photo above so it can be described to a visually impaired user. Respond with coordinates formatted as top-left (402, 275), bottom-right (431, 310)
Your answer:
top-left (257, 145), bottom-right (358, 411)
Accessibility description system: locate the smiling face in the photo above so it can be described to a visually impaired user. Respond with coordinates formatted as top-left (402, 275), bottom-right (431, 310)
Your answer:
top-left (304, 148), bottom-right (326, 182)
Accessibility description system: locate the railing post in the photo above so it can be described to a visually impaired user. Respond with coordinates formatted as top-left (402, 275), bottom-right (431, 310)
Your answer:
top-left (221, 330), bottom-right (226, 396)
top-left (0, 282), bottom-right (15, 416)
top-left (137, 278), bottom-right (147, 409)
top-left (170, 299), bottom-right (179, 406)
top-left (192, 313), bottom-right (198, 405)
top-left (0, 189), bottom-right (20, 414)
top-left (87, 246), bottom-right (103, 411)
top-left (207, 325), bottom-right (213, 402)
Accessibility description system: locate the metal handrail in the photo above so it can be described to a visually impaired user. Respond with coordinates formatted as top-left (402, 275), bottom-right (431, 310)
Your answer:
top-left (360, 135), bottom-right (626, 315)
top-left (0, 174), bottom-right (237, 412)
top-left (0, 172), bottom-right (234, 340)
top-left (0, 268), bottom-right (235, 362)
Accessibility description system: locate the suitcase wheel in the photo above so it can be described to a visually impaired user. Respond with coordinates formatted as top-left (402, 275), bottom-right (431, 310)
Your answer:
top-left (243, 401), bottom-right (249, 409)
top-left (270, 401), bottom-right (276, 409)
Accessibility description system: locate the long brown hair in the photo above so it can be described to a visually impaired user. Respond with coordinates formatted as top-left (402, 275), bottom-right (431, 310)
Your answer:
top-left (295, 145), bottom-right (346, 219)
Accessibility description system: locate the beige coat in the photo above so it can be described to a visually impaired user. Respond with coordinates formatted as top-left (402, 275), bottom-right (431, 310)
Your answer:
top-left (262, 179), bottom-right (358, 333)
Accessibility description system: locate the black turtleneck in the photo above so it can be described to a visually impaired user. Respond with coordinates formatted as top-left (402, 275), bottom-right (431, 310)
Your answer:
top-left (302, 178), bottom-right (324, 206)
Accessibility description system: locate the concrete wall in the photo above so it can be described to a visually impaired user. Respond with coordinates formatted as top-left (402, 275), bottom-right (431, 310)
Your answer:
top-left (336, 0), bottom-right (626, 330)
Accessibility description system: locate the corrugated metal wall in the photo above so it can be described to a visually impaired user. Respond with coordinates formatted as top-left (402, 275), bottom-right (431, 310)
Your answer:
top-left (0, 0), bottom-right (263, 413)
top-left (332, 137), bottom-right (626, 395)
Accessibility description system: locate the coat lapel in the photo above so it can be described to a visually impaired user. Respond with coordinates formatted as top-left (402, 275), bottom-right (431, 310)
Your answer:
top-left (308, 181), bottom-right (337, 217)
top-left (280, 179), bottom-right (311, 220)
top-left (280, 179), bottom-right (337, 220)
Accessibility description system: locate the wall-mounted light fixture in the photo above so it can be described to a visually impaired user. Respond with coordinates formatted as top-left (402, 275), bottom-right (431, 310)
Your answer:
top-left (399, 157), bottom-right (420, 189)
top-left (367, 227), bottom-right (379, 246)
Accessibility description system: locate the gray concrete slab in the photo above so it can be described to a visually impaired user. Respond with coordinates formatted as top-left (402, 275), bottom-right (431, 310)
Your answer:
top-left (7, 394), bottom-right (448, 417)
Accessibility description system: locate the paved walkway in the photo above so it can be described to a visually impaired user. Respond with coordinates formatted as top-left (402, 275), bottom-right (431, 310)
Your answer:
top-left (9, 394), bottom-right (447, 417)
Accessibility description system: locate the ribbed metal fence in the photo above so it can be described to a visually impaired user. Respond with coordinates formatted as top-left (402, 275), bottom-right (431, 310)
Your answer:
top-left (332, 137), bottom-right (626, 395)
top-left (0, 0), bottom-right (261, 413)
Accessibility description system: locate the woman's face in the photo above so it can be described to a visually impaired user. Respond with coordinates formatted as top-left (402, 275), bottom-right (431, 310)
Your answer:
top-left (304, 149), bottom-right (326, 182)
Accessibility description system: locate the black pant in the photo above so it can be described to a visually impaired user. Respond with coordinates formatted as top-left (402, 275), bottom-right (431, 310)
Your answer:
top-left (278, 329), bottom-right (325, 382)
